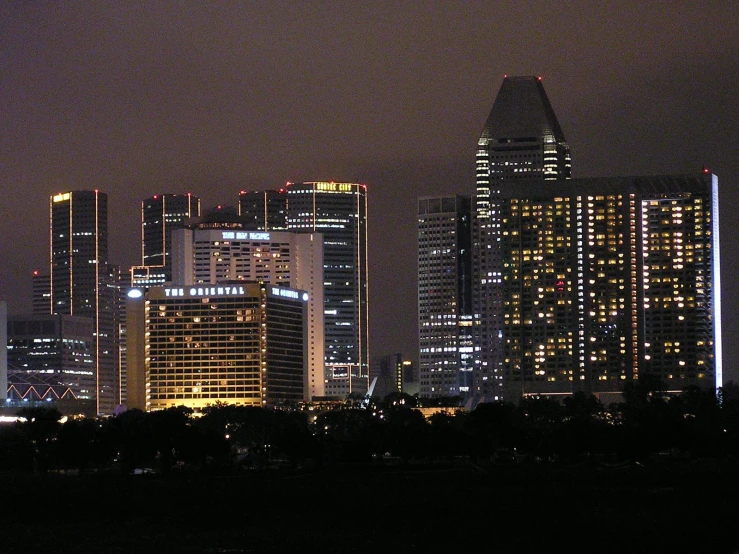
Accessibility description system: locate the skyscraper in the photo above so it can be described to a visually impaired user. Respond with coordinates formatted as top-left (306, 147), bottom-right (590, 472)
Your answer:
top-left (474, 76), bottom-right (573, 402)
top-left (49, 190), bottom-right (118, 414)
top-left (472, 76), bottom-right (721, 402)
top-left (131, 193), bottom-right (200, 286)
top-left (491, 174), bottom-right (721, 400)
top-left (417, 195), bottom-right (473, 399)
top-left (285, 182), bottom-right (369, 398)
top-left (238, 188), bottom-right (288, 231)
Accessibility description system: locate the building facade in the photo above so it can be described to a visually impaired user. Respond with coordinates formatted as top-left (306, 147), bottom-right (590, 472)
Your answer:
top-left (238, 188), bottom-right (288, 231)
top-left (126, 283), bottom-right (308, 411)
top-left (417, 195), bottom-right (473, 399)
top-left (49, 190), bottom-right (118, 414)
top-left (491, 174), bottom-right (721, 399)
top-left (171, 225), bottom-right (325, 399)
top-left (285, 181), bottom-right (370, 399)
top-left (6, 314), bottom-right (95, 414)
top-left (131, 193), bottom-right (201, 287)
top-left (471, 75), bottom-right (721, 402)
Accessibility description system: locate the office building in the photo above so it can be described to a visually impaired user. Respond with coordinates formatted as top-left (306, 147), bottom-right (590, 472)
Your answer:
top-left (131, 193), bottom-right (200, 287)
top-left (285, 181), bottom-right (369, 398)
top-left (50, 190), bottom-right (118, 414)
top-left (238, 188), bottom-right (288, 231)
top-left (126, 283), bottom-right (308, 411)
top-left (418, 195), bottom-right (474, 399)
top-left (171, 222), bottom-right (324, 399)
top-left (6, 314), bottom-right (95, 415)
top-left (31, 271), bottom-right (51, 315)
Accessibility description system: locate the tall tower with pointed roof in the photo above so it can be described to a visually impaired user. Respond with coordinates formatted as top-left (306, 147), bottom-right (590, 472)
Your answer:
top-left (476, 76), bottom-right (571, 219)
top-left (473, 76), bottom-right (571, 403)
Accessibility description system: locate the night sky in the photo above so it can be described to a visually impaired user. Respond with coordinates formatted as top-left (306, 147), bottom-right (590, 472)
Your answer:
top-left (2, 2), bottom-right (738, 383)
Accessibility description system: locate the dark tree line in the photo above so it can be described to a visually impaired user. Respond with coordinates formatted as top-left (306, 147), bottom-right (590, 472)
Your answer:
top-left (3, 382), bottom-right (739, 475)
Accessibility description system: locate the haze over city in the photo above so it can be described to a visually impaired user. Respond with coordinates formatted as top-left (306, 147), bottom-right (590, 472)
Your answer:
top-left (1, 1), bottom-right (738, 381)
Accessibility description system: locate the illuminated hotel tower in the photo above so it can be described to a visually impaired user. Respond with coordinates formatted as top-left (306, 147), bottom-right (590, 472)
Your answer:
top-left (473, 76), bottom-right (721, 400)
top-left (417, 195), bottom-right (473, 399)
top-left (131, 193), bottom-right (200, 287)
top-left (170, 220), bottom-right (325, 400)
top-left (492, 174), bottom-right (721, 400)
top-left (126, 283), bottom-right (308, 411)
top-left (286, 182), bottom-right (369, 398)
top-left (474, 76), bottom-right (572, 402)
top-left (50, 190), bottom-right (118, 414)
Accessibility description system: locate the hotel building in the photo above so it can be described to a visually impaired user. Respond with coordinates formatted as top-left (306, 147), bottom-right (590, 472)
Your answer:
top-left (171, 224), bottom-right (324, 399)
top-left (493, 174), bottom-right (721, 400)
top-left (126, 283), bottom-right (308, 411)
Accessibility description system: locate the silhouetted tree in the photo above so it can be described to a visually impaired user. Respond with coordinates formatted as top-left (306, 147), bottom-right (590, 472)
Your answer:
top-left (15, 406), bottom-right (63, 473)
top-left (466, 401), bottom-right (517, 461)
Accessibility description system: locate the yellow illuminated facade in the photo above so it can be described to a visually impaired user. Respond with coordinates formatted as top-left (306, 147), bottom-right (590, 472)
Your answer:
top-left (490, 175), bottom-right (721, 399)
top-left (126, 283), bottom-right (308, 411)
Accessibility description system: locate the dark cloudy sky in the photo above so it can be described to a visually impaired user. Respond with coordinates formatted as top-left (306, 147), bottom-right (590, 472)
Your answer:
top-left (2, 2), bottom-right (738, 382)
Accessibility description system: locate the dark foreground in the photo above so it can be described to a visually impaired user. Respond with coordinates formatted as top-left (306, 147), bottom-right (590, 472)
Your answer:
top-left (5, 458), bottom-right (739, 554)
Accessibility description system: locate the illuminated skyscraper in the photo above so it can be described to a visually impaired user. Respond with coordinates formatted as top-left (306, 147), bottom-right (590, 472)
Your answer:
top-left (286, 182), bottom-right (369, 398)
top-left (491, 174), bottom-right (721, 400)
top-left (131, 193), bottom-right (200, 287)
top-left (417, 195), bottom-right (473, 399)
top-left (472, 76), bottom-right (721, 401)
top-left (49, 190), bottom-right (118, 414)
top-left (473, 76), bottom-right (572, 402)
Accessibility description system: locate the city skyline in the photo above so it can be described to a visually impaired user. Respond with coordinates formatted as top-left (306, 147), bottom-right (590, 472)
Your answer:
top-left (1, 3), bottom-right (738, 384)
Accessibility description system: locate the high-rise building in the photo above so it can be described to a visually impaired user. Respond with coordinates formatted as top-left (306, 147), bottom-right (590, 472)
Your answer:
top-left (126, 283), bottom-right (308, 411)
top-left (491, 174), bottom-right (721, 400)
top-left (31, 271), bottom-right (51, 315)
top-left (471, 76), bottom-right (721, 402)
top-left (49, 190), bottom-right (118, 414)
top-left (474, 76), bottom-right (572, 402)
top-left (285, 182), bottom-right (369, 398)
top-left (238, 188), bottom-right (288, 231)
top-left (417, 195), bottom-right (473, 399)
top-left (6, 314), bottom-right (95, 415)
top-left (116, 266), bottom-right (131, 409)
top-left (131, 193), bottom-right (200, 287)
top-left (171, 222), bottom-right (325, 399)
